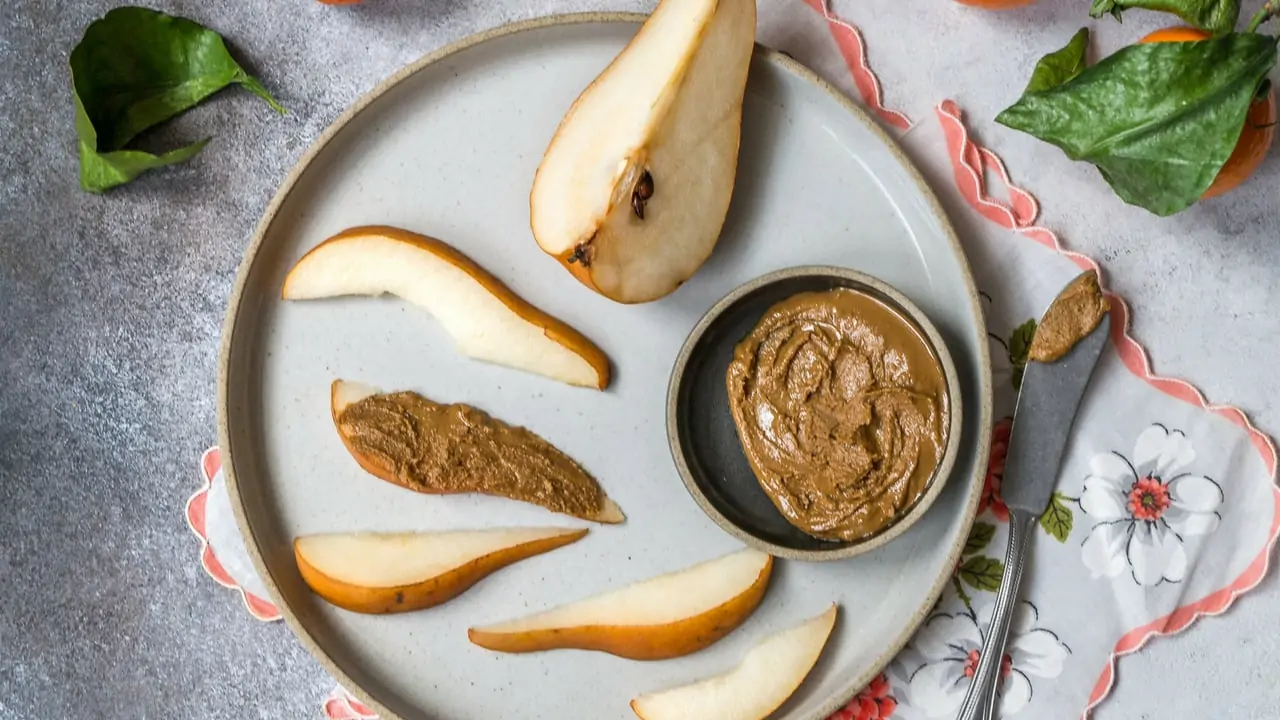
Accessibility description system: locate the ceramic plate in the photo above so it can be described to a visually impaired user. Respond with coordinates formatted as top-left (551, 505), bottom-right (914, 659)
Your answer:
top-left (220, 14), bottom-right (992, 720)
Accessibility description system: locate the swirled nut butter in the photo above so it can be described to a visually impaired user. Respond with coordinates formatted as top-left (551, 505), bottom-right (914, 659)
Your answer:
top-left (725, 288), bottom-right (948, 542)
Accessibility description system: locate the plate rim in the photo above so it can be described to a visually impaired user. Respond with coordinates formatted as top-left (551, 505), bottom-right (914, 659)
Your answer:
top-left (217, 12), bottom-right (993, 720)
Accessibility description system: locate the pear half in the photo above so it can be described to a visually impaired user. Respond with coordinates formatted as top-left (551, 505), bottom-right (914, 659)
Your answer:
top-left (295, 528), bottom-right (588, 614)
top-left (283, 226), bottom-right (610, 389)
top-left (530, 0), bottom-right (756, 303)
top-left (468, 548), bottom-right (772, 659)
top-left (630, 604), bottom-right (838, 720)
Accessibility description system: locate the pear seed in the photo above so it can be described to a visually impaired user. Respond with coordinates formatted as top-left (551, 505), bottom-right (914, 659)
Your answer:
top-left (636, 170), bottom-right (654, 200)
top-left (567, 243), bottom-right (592, 267)
top-left (631, 169), bottom-right (654, 220)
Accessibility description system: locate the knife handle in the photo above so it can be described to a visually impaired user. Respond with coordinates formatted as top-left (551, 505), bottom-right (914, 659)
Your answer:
top-left (956, 509), bottom-right (1037, 720)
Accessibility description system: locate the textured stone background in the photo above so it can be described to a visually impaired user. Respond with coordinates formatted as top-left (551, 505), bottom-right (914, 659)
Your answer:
top-left (1, 1), bottom-right (1277, 718)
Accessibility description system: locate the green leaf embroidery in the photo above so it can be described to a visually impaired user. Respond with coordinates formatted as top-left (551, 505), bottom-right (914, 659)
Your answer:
top-left (1090, 0), bottom-right (1240, 36)
top-left (953, 576), bottom-right (974, 610)
top-left (1025, 28), bottom-right (1091, 95)
top-left (963, 522), bottom-right (997, 556)
top-left (958, 556), bottom-right (1004, 592)
top-left (997, 33), bottom-right (1277, 216)
top-left (70, 7), bottom-right (285, 192)
top-left (1008, 319), bottom-right (1037, 391)
top-left (1040, 492), bottom-right (1075, 543)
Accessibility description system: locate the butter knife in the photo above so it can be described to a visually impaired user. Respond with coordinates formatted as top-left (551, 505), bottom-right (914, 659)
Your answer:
top-left (957, 272), bottom-right (1110, 720)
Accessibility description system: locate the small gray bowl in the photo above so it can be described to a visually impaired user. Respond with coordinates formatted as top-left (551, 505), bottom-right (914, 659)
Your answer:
top-left (667, 266), bottom-right (963, 561)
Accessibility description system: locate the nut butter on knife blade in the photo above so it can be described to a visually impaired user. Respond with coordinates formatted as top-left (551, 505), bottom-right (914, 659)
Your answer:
top-left (957, 270), bottom-right (1110, 720)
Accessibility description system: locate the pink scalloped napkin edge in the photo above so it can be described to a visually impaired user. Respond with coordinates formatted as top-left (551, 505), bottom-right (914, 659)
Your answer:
top-left (189, 448), bottom-right (379, 719)
top-left (186, 449), bottom-right (280, 622)
top-left (186, 4), bottom-right (1278, 718)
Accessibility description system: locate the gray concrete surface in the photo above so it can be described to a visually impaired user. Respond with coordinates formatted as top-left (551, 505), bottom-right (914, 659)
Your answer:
top-left (1, 0), bottom-right (1277, 718)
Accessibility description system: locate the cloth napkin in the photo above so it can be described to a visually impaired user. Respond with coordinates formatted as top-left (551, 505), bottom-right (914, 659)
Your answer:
top-left (187, 2), bottom-right (1279, 718)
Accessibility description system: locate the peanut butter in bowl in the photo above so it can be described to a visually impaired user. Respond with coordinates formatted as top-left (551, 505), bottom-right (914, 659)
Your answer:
top-left (725, 287), bottom-right (949, 543)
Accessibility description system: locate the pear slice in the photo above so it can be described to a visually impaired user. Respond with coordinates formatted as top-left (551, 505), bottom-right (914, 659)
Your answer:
top-left (283, 226), bottom-right (610, 389)
top-left (530, 0), bottom-right (756, 303)
top-left (295, 527), bottom-right (588, 614)
top-left (331, 380), bottom-right (625, 524)
top-left (467, 548), bottom-right (772, 660)
top-left (630, 604), bottom-right (838, 720)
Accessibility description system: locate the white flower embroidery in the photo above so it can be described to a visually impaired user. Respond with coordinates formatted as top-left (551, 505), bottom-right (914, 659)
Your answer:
top-left (903, 602), bottom-right (1069, 717)
top-left (1079, 424), bottom-right (1223, 586)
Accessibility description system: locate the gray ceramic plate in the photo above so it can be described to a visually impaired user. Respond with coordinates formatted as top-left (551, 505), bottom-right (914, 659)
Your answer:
top-left (219, 14), bottom-right (992, 720)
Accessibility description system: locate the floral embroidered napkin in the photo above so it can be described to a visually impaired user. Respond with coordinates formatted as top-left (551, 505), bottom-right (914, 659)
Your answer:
top-left (187, 3), bottom-right (1278, 718)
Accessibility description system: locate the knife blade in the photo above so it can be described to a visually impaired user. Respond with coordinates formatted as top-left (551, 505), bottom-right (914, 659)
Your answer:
top-left (1002, 293), bottom-right (1110, 516)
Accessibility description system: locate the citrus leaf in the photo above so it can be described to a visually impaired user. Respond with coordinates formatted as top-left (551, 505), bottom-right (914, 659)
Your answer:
top-left (73, 91), bottom-right (211, 192)
top-left (964, 522), bottom-right (997, 556)
top-left (1090, 0), bottom-right (1240, 36)
top-left (1025, 28), bottom-right (1090, 95)
top-left (1040, 492), bottom-right (1075, 543)
top-left (959, 557), bottom-right (1004, 592)
top-left (70, 6), bottom-right (284, 191)
top-left (78, 138), bottom-right (210, 193)
top-left (997, 33), bottom-right (1277, 216)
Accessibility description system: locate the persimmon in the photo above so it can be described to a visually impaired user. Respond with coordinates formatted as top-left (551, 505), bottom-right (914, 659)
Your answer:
top-left (1141, 27), bottom-right (1277, 198)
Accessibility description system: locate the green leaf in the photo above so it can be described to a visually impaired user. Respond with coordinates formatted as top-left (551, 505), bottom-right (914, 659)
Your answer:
top-left (73, 90), bottom-right (210, 192)
top-left (1040, 492), bottom-right (1075, 543)
top-left (1008, 319), bottom-right (1036, 391)
top-left (963, 522), bottom-right (997, 556)
top-left (78, 138), bottom-right (211, 193)
top-left (953, 576), bottom-right (974, 610)
top-left (1092, 0), bottom-right (1126, 20)
top-left (1025, 29), bottom-right (1091, 95)
top-left (958, 556), bottom-right (1004, 592)
top-left (997, 33), bottom-right (1277, 217)
top-left (1090, 0), bottom-right (1240, 36)
top-left (70, 6), bottom-right (284, 192)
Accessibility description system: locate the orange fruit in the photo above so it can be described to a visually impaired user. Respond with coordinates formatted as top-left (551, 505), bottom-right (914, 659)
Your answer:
top-left (1140, 26), bottom-right (1213, 43)
top-left (1140, 26), bottom-right (1277, 198)
top-left (954, 0), bottom-right (1036, 8)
